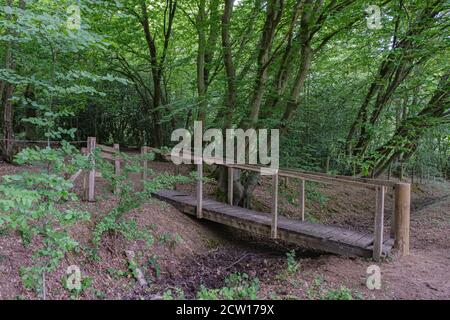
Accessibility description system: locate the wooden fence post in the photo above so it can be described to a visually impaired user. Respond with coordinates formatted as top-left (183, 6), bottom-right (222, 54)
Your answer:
top-left (81, 147), bottom-right (88, 200)
top-left (271, 172), bottom-right (279, 239)
top-left (390, 189), bottom-right (396, 239)
top-left (197, 163), bottom-right (203, 219)
top-left (394, 183), bottom-right (410, 256)
top-left (299, 179), bottom-right (305, 221)
top-left (373, 186), bottom-right (386, 261)
top-left (87, 137), bottom-right (96, 202)
top-left (228, 167), bottom-right (234, 205)
top-left (114, 143), bottom-right (120, 194)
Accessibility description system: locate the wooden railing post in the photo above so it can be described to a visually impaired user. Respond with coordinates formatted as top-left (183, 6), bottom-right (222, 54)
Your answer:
top-left (390, 188), bottom-right (396, 239)
top-left (197, 163), bottom-right (203, 219)
top-left (299, 179), bottom-right (305, 221)
top-left (394, 183), bottom-right (410, 256)
top-left (114, 143), bottom-right (120, 194)
top-left (87, 137), bottom-right (96, 202)
top-left (271, 171), bottom-right (279, 239)
top-left (228, 167), bottom-right (234, 205)
top-left (373, 186), bottom-right (386, 261)
top-left (81, 147), bottom-right (88, 200)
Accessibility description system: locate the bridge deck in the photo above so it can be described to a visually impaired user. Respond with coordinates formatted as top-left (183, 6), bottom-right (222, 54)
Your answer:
top-left (154, 190), bottom-right (394, 258)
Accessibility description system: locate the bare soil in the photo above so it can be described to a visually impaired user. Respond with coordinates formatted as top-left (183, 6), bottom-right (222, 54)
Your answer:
top-left (0, 160), bottom-right (449, 300)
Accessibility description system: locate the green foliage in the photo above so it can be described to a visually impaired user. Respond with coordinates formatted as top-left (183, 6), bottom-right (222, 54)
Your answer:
top-left (62, 275), bottom-right (93, 300)
top-left (148, 255), bottom-right (161, 278)
top-left (107, 268), bottom-right (129, 279)
top-left (286, 250), bottom-right (298, 274)
top-left (275, 250), bottom-right (299, 281)
top-left (197, 273), bottom-right (260, 300)
top-left (91, 152), bottom-right (192, 249)
top-left (322, 286), bottom-right (355, 300)
top-left (158, 232), bottom-right (183, 249)
top-left (0, 144), bottom-right (91, 294)
top-left (163, 288), bottom-right (185, 300)
top-left (306, 276), bottom-right (359, 300)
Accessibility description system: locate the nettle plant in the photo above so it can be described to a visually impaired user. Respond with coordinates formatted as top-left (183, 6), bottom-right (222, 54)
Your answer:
top-left (0, 139), bottom-right (91, 295)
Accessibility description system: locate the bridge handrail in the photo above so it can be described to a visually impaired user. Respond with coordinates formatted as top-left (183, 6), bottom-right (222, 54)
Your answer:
top-left (84, 138), bottom-right (411, 261)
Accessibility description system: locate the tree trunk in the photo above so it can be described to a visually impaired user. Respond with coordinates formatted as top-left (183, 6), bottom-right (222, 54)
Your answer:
top-left (221, 0), bottom-right (237, 130)
top-left (24, 84), bottom-right (36, 141)
top-left (139, 0), bottom-right (177, 147)
top-left (196, 0), bottom-right (207, 123)
top-left (1, 0), bottom-right (17, 162)
top-left (370, 73), bottom-right (449, 177)
top-left (346, 0), bottom-right (446, 157)
top-left (247, 0), bottom-right (284, 127)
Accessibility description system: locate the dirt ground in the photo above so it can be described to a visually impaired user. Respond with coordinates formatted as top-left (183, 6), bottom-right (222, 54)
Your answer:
top-left (0, 160), bottom-right (449, 300)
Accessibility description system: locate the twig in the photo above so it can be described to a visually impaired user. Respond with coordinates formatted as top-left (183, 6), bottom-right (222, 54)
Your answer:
top-left (225, 253), bottom-right (250, 270)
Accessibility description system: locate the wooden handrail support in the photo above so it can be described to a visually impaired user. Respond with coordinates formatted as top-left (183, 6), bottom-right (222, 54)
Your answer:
top-left (271, 171), bottom-right (279, 239)
top-left (373, 186), bottom-right (386, 261)
top-left (393, 183), bottom-right (410, 256)
top-left (87, 137), bottom-right (96, 202)
top-left (228, 167), bottom-right (234, 205)
top-left (197, 163), bottom-right (203, 219)
top-left (299, 179), bottom-right (305, 221)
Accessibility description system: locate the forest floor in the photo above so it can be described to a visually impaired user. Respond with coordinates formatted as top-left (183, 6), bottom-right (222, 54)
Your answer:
top-left (0, 160), bottom-right (449, 300)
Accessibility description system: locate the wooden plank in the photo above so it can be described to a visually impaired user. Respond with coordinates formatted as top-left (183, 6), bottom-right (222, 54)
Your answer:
top-left (271, 173), bottom-right (279, 239)
top-left (69, 169), bottom-right (83, 182)
top-left (228, 167), bottom-right (234, 205)
top-left (156, 146), bottom-right (392, 189)
top-left (299, 179), bottom-right (305, 221)
top-left (277, 167), bottom-right (396, 188)
top-left (221, 163), bottom-right (384, 189)
top-left (153, 190), bottom-right (386, 258)
top-left (197, 163), bottom-right (203, 219)
top-left (390, 190), bottom-right (396, 239)
top-left (98, 144), bottom-right (117, 154)
top-left (83, 170), bottom-right (88, 200)
top-left (87, 137), bottom-right (96, 202)
top-left (280, 171), bottom-right (377, 190)
top-left (373, 186), bottom-right (385, 261)
top-left (100, 151), bottom-right (115, 161)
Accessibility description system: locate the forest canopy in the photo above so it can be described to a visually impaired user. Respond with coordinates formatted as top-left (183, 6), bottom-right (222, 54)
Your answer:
top-left (0, 0), bottom-right (449, 180)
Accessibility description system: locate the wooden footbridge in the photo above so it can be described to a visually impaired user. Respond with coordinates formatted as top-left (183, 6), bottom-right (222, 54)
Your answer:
top-left (81, 137), bottom-right (411, 261)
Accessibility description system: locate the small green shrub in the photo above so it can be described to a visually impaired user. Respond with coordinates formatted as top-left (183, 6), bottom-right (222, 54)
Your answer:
top-left (286, 250), bottom-right (298, 274)
top-left (197, 273), bottom-right (259, 300)
top-left (323, 286), bottom-right (354, 300)
top-left (163, 288), bottom-right (185, 300)
top-left (148, 255), bottom-right (161, 278)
